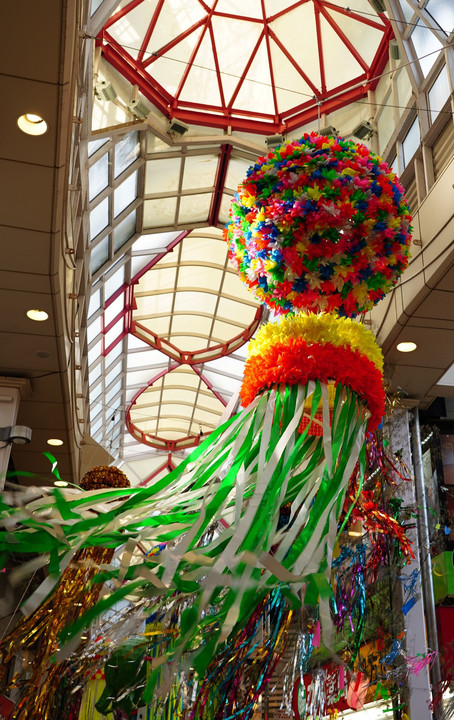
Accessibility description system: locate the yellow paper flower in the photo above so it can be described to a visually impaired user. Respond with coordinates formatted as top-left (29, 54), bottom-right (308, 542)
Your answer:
top-left (247, 312), bottom-right (383, 372)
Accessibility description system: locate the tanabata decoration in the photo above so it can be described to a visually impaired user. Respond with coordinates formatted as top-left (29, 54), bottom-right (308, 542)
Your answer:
top-left (0, 465), bottom-right (129, 720)
top-left (0, 313), bottom-right (384, 712)
top-left (0, 133), bottom-right (413, 718)
top-left (225, 132), bottom-right (412, 316)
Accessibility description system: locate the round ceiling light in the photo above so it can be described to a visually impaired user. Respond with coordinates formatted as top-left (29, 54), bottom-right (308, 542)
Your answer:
top-left (26, 309), bottom-right (49, 322)
top-left (54, 480), bottom-right (69, 487)
top-left (396, 341), bottom-right (417, 353)
top-left (47, 438), bottom-right (64, 446)
top-left (17, 113), bottom-right (48, 136)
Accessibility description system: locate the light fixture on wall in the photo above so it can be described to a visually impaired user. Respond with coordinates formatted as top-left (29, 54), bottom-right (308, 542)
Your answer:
top-left (17, 113), bottom-right (48, 136)
top-left (127, 98), bottom-right (152, 119)
top-left (0, 426), bottom-right (32, 445)
top-left (95, 80), bottom-right (117, 102)
top-left (319, 125), bottom-right (339, 137)
top-left (265, 134), bottom-right (285, 148)
top-left (368, 0), bottom-right (386, 12)
top-left (389, 39), bottom-right (400, 60)
top-left (352, 121), bottom-right (376, 140)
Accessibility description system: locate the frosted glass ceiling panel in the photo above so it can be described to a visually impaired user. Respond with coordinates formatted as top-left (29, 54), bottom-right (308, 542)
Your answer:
top-left (89, 152), bottom-right (109, 201)
top-left (321, 18), bottom-right (364, 88)
top-left (127, 349), bottom-right (165, 369)
top-left (411, 19), bottom-right (442, 76)
top-left (115, 132), bottom-right (140, 178)
top-left (173, 291), bottom-right (218, 314)
top-left (146, 157), bottom-right (181, 194)
top-left (182, 154), bottom-right (219, 190)
top-left (178, 193), bottom-right (212, 224)
top-left (114, 171), bottom-right (137, 217)
top-left (144, 198), bottom-right (177, 227)
top-left (177, 265), bottom-right (223, 291)
top-left (90, 197), bottom-right (109, 240)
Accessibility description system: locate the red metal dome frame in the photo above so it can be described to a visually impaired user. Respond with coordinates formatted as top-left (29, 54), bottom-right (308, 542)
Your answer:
top-left (97, 0), bottom-right (393, 134)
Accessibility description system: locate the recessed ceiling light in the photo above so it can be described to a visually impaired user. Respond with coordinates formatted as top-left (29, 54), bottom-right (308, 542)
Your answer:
top-left (26, 309), bottom-right (49, 322)
top-left (47, 438), bottom-right (64, 446)
top-left (54, 480), bottom-right (69, 487)
top-left (397, 341), bottom-right (417, 353)
top-left (17, 113), bottom-right (48, 136)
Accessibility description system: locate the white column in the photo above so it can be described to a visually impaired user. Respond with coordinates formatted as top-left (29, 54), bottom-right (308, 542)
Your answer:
top-left (383, 406), bottom-right (433, 720)
top-left (0, 378), bottom-right (31, 490)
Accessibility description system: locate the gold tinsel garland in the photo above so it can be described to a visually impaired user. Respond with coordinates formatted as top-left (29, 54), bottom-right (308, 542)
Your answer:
top-left (0, 466), bottom-right (130, 720)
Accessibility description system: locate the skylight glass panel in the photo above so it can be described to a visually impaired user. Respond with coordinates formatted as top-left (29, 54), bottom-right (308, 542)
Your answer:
top-left (143, 198), bottom-right (178, 227)
top-left (114, 171), bottom-right (138, 218)
top-left (104, 294), bottom-right (125, 327)
top-left (87, 316), bottom-right (102, 345)
top-left (106, 379), bottom-right (122, 405)
top-left (426, 0), bottom-right (454, 34)
top-left (106, 342), bottom-right (124, 370)
top-left (105, 361), bottom-right (123, 388)
top-left (88, 338), bottom-right (102, 364)
top-left (89, 363), bottom-right (102, 386)
top-left (146, 157), bottom-right (182, 194)
top-left (114, 210), bottom-right (137, 251)
top-left (90, 381), bottom-right (103, 402)
top-left (402, 117), bottom-right (421, 167)
top-left (428, 65), bottom-right (450, 122)
top-left (91, 236), bottom-right (110, 273)
top-left (178, 194), bottom-right (212, 224)
top-left (89, 152), bottom-right (109, 201)
top-left (182, 154), bottom-right (218, 190)
top-left (105, 265), bottom-right (125, 300)
top-left (410, 19), bottom-right (443, 76)
top-left (398, 0), bottom-right (415, 23)
top-left (88, 288), bottom-right (101, 318)
top-left (104, 317), bottom-right (124, 350)
top-left (90, 197), bottom-right (109, 240)
top-left (88, 138), bottom-right (108, 156)
top-left (90, 416), bottom-right (104, 437)
top-left (115, 131), bottom-right (140, 178)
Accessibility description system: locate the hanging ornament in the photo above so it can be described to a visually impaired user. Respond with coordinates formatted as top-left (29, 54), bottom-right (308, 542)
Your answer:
top-left (225, 133), bottom-right (412, 316)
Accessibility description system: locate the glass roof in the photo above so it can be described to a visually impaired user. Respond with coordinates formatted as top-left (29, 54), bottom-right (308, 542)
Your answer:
top-left (85, 0), bottom-right (453, 485)
top-left (97, 0), bottom-right (392, 132)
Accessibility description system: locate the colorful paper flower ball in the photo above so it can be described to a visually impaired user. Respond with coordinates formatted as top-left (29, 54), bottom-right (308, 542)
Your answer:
top-left (80, 465), bottom-right (130, 490)
top-left (225, 133), bottom-right (412, 317)
top-left (241, 313), bottom-right (385, 431)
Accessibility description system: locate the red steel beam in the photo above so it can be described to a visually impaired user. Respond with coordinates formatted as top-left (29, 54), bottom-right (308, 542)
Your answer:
top-left (261, 0), bottom-right (279, 122)
top-left (314, 2), bottom-right (327, 94)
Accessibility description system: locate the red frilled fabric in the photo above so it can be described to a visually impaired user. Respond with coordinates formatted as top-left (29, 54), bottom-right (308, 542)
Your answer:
top-left (240, 337), bottom-right (385, 432)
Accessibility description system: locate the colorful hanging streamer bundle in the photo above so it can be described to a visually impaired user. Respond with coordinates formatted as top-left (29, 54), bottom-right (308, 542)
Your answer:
top-left (225, 132), bottom-right (412, 316)
top-left (0, 313), bottom-right (383, 714)
top-left (0, 466), bottom-right (129, 720)
top-left (0, 133), bottom-right (415, 718)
